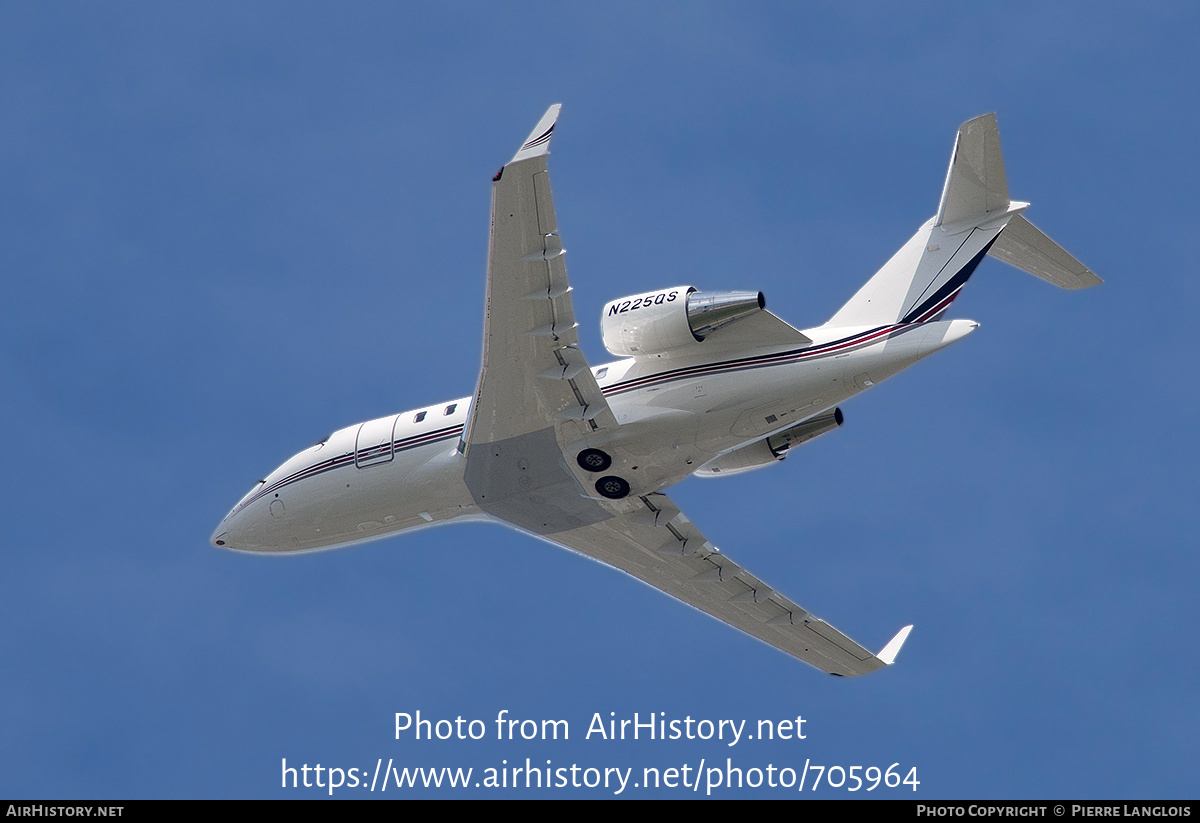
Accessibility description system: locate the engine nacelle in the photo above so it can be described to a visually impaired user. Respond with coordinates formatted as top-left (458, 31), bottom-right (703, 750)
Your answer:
top-left (601, 286), bottom-right (765, 357)
top-left (695, 408), bottom-right (844, 477)
top-left (694, 437), bottom-right (781, 477)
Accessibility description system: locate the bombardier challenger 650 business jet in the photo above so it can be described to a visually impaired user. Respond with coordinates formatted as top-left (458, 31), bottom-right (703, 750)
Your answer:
top-left (213, 107), bottom-right (1099, 676)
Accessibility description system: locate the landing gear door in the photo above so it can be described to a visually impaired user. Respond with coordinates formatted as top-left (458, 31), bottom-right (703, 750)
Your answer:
top-left (355, 416), bottom-right (397, 468)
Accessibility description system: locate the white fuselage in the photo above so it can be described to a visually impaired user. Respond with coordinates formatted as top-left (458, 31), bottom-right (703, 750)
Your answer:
top-left (212, 318), bottom-right (975, 553)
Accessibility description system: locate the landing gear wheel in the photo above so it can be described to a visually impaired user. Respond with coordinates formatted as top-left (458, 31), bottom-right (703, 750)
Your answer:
top-left (577, 448), bottom-right (612, 472)
top-left (595, 475), bottom-right (630, 500)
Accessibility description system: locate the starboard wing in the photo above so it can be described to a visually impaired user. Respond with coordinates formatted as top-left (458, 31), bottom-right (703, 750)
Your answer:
top-left (461, 106), bottom-right (620, 537)
top-left (462, 104), bottom-right (616, 451)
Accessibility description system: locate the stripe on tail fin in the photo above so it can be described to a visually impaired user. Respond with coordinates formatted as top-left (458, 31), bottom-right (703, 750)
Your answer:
top-left (826, 218), bottom-right (1006, 328)
top-left (900, 234), bottom-right (998, 323)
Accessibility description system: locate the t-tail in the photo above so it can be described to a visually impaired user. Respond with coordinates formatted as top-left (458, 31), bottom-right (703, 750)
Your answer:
top-left (826, 114), bottom-right (1101, 330)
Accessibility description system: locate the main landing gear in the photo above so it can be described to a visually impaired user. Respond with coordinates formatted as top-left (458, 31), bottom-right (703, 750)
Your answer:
top-left (594, 476), bottom-right (630, 500)
top-left (576, 449), bottom-right (630, 500)
top-left (576, 448), bottom-right (612, 472)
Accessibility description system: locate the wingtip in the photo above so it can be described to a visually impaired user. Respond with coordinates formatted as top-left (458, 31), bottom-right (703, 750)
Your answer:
top-left (510, 104), bottom-right (563, 164)
top-left (876, 624), bottom-right (914, 666)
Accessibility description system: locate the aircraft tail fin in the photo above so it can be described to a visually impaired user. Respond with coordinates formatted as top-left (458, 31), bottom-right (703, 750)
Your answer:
top-left (825, 114), bottom-right (1099, 329)
top-left (936, 114), bottom-right (1010, 226)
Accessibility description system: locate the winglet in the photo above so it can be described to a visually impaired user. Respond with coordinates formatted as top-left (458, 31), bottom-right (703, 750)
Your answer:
top-left (876, 625), bottom-right (914, 665)
top-left (510, 104), bottom-right (562, 164)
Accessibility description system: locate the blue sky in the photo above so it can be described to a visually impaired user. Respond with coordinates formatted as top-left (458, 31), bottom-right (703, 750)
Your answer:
top-left (2, 3), bottom-right (1197, 798)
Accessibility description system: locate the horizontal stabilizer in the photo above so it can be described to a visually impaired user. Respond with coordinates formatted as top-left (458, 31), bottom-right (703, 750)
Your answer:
top-left (988, 213), bottom-right (1102, 289)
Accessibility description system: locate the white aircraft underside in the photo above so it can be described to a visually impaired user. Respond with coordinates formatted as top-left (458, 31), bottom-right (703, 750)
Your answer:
top-left (212, 106), bottom-right (1099, 676)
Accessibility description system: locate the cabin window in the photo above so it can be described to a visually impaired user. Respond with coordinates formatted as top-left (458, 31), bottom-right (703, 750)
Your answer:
top-left (414, 411), bottom-right (427, 423)
top-left (444, 403), bottom-right (457, 416)
top-left (595, 367), bottom-right (608, 379)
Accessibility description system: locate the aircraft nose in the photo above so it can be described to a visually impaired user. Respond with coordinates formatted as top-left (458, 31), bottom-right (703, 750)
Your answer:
top-left (210, 494), bottom-right (286, 552)
top-left (211, 516), bottom-right (255, 551)
top-left (211, 506), bottom-right (248, 550)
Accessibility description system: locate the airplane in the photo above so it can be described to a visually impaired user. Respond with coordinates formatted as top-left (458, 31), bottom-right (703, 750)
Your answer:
top-left (211, 106), bottom-right (1100, 676)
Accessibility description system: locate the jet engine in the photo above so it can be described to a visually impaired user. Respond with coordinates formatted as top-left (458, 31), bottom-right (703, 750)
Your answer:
top-left (695, 408), bottom-right (844, 477)
top-left (601, 286), bottom-right (765, 357)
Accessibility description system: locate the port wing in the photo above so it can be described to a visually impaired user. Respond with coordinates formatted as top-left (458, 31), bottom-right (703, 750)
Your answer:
top-left (543, 492), bottom-right (912, 676)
